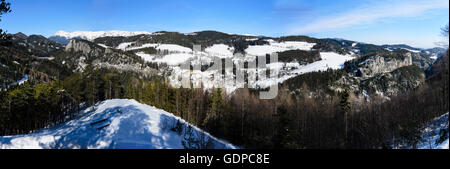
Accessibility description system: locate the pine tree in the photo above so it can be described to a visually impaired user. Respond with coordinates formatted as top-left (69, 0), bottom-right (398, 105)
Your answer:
top-left (340, 89), bottom-right (351, 147)
top-left (273, 106), bottom-right (296, 149)
top-left (0, 0), bottom-right (11, 46)
top-left (203, 88), bottom-right (223, 131)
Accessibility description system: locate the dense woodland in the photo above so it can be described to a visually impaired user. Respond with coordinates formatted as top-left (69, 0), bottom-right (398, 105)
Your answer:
top-left (277, 50), bottom-right (322, 64)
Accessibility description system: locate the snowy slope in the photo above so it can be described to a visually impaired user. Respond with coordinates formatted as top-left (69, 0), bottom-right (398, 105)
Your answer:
top-left (254, 52), bottom-right (354, 88)
top-left (245, 41), bottom-right (315, 56)
top-left (135, 53), bottom-right (194, 66)
top-left (0, 74), bottom-right (29, 91)
top-left (53, 31), bottom-right (151, 41)
top-left (205, 44), bottom-right (235, 58)
top-left (0, 99), bottom-right (237, 149)
top-left (417, 113), bottom-right (449, 149)
top-left (14, 74), bottom-right (29, 86)
top-left (117, 43), bottom-right (192, 53)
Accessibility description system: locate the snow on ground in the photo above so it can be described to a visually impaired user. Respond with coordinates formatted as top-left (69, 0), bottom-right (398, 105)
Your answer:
top-left (136, 52), bottom-right (195, 66)
top-left (255, 52), bottom-right (354, 88)
top-left (245, 41), bottom-right (316, 56)
top-left (97, 43), bottom-right (110, 48)
top-left (205, 44), bottom-right (234, 58)
top-left (246, 38), bottom-right (259, 41)
top-left (416, 113), bottom-right (449, 149)
top-left (117, 43), bottom-right (192, 53)
top-left (362, 90), bottom-right (370, 99)
top-left (135, 52), bottom-right (156, 62)
top-left (0, 99), bottom-right (237, 149)
top-left (116, 42), bottom-right (135, 50)
top-left (400, 48), bottom-right (421, 53)
top-left (296, 52), bottom-right (354, 73)
top-left (16, 74), bottom-right (29, 85)
top-left (184, 32), bottom-right (198, 36)
top-left (1, 74), bottom-right (30, 91)
top-left (153, 53), bottom-right (194, 66)
top-left (157, 44), bottom-right (192, 53)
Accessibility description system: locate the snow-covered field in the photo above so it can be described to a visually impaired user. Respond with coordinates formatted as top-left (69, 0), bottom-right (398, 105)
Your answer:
top-left (245, 41), bottom-right (315, 56)
top-left (156, 54), bottom-right (194, 66)
top-left (0, 99), bottom-right (237, 149)
top-left (205, 44), bottom-right (235, 58)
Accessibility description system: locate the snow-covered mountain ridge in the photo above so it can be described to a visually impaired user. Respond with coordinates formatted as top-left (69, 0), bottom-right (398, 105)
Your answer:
top-left (0, 99), bottom-right (237, 149)
top-left (53, 30), bottom-right (152, 41)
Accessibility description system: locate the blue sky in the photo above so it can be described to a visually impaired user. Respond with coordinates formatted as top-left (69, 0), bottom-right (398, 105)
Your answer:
top-left (0, 0), bottom-right (448, 48)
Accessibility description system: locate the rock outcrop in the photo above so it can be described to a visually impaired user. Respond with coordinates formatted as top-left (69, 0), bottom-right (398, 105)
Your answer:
top-left (345, 51), bottom-right (413, 79)
top-left (58, 40), bottom-right (158, 75)
top-left (338, 51), bottom-right (427, 98)
top-left (65, 40), bottom-right (101, 55)
top-left (360, 65), bottom-right (425, 96)
top-left (410, 52), bottom-right (434, 70)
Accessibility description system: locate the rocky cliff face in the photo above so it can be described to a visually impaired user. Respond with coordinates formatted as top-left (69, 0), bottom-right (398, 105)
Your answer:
top-left (58, 40), bottom-right (157, 75)
top-left (426, 50), bottom-right (449, 78)
top-left (337, 51), bottom-right (426, 98)
top-left (346, 51), bottom-right (413, 79)
top-left (360, 65), bottom-right (425, 96)
top-left (411, 52), bottom-right (435, 70)
top-left (358, 53), bottom-right (412, 79)
top-left (65, 40), bottom-right (103, 56)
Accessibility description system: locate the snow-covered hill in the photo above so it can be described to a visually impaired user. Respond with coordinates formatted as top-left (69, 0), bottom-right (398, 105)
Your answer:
top-left (0, 99), bottom-right (237, 149)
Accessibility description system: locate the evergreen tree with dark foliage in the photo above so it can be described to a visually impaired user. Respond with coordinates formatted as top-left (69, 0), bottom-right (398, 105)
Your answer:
top-left (273, 106), bottom-right (295, 149)
top-left (203, 88), bottom-right (223, 132)
top-left (340, 89), bottom-right (350, 148)
top-left (0, 0), bottom-right (11, 46)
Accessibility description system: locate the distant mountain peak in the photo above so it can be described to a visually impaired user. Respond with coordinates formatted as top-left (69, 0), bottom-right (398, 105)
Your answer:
top-left (52, 30), bottom-right (152, 41)
top-left (13, 32), bottom-right (28, 40)
top-left (49, 30), bottom-right (153, 45)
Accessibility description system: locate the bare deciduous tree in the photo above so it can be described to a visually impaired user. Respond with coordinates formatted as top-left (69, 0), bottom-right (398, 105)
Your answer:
top-left (437, 23), bottom-right (449, 47)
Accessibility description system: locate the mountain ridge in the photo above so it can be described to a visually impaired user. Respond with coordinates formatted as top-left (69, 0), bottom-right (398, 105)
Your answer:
top-left (46, 30), bottom-right (443, 51)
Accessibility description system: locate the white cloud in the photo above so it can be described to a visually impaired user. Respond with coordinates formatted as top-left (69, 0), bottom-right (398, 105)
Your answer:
top-left (290, 0), bottom-right (449, 34)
